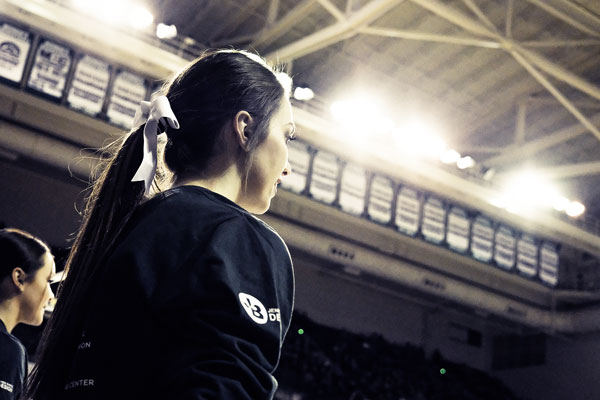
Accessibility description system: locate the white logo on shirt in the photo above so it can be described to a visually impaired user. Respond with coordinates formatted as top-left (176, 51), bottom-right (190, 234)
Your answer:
top-left (0, 380), bottom-right (13, 393)
top-left (238, 293), bottom-right (268, 324)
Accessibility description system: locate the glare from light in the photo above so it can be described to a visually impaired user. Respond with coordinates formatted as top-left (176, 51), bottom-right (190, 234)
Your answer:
top-left (73, 0), bottom-right (154, 30)
top-left (566, 201), bottom-right (585, 217)
top-left (156, 23), bottom-right (178, 39)
top-left (440, 149), bottom-right (460, 164)
top-left (293, 86), bottom-right (315, 101)
top-left (456, 156), bottom-right (475, 169)
top-left (129, 6), bottom-right (154, 29)
top-left (393, 119), bottom-right (447, 158)
top-left (330, 96), bottom-right (386, 144)
top-left (552, 196), bottom-right (570, 212)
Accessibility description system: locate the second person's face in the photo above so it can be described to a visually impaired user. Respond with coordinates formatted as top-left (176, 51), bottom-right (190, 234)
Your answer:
top-left (20, 251), bottom-right (55, 326)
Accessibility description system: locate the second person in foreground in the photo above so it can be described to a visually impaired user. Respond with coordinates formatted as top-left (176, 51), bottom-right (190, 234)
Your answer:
top-left (27, 49), bottom-right (296, 400)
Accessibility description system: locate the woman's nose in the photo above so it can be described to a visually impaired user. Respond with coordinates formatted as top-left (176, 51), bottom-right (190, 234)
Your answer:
top-left (282, 160), bottom-right (292, 177)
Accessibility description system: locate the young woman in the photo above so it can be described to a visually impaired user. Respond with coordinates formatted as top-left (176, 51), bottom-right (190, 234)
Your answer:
top-left (27, 50), bottom-right (296, 399)
top-left (0, 228), bottom-right (55, 400)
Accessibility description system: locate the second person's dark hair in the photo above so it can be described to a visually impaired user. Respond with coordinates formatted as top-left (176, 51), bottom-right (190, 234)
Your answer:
top-left (0, 228), bottom-right (49, 293)
top-left (27, 49), bottom-right (291, 399)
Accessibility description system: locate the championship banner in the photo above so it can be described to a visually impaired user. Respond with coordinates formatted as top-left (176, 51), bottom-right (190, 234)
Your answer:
top-left (0, 21), bottom-right (31, 83)
top-left (67, 54), bottom-right (111, 116)
top-left (367, 175), bottom-right (393, 224)
top-left (106, 70), bottom-right (147, 128)
top-left (339, 163), bottom-right (366, 216)
top-left (27, 39), bottom-right (73, 98)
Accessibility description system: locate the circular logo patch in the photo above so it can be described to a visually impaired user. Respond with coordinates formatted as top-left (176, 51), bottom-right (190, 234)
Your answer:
top-left (238, 292), bottom-right (268, 324)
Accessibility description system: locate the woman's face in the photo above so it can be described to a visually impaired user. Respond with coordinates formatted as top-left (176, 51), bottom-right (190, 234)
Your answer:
top-left (243, 98), bottom-right (295, 214)
top-left (20, 251), bottom-right (55, 326)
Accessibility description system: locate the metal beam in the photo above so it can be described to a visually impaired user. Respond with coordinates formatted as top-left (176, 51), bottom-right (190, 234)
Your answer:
top-left (535, 162), bottom-right (600, 179)
top-left (266, 0), bottom-right (404, 62)
top-left (409, 0), bottom-right (600, 102)
top-left (317, 0), bottom-right (345, 21)
top-left (522, 39), bottom-right (600, 48)
top-left (251, 0), bottom-right (318, 49)
top-left (523, 0), bottom-right (600, 37)
top-left (505, 0), bottom-right (514, 38)
top-left (508, 49), bottom-right (600, 142)
top-left (483, 114), bottom-right (600, 167)
top-left (358, 27), bottom-right (500, 48)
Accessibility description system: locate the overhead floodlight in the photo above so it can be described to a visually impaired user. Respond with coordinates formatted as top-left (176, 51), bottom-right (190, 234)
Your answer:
top-left (129, 6), bottom-right (154, 29)
top-left (440, 149), bottom-right (460, 164)
top-left (73, 0), bottom-right (154, 30)
top-left (566, 201), bottom-right (585, 217)
top-left (156, 23), bottom-right (178, 39)
top-left (552, 196), bottom-right (570, 212)
top-left (393, 119), bottom-right (447, 159)
top-left (456, 156), bottom-right (475, 169)
top-left (293, 86), bottom-right (314, 101)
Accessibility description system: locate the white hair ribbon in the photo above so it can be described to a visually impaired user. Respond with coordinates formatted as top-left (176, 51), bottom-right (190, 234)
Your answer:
top-left (131, 95), bottom-right (180, 194)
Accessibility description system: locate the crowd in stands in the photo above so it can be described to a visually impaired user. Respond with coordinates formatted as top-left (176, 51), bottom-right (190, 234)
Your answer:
top-left (275, 312), bottom-right (523, 400)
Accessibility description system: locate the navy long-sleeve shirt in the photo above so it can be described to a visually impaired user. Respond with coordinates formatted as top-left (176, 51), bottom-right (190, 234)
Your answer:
top-left (60, 186), bottom-right (294, 399)
top-left (0, 319), bottom-right (27, 400)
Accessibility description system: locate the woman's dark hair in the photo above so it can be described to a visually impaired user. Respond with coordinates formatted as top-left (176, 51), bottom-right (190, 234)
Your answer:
top-left (0, 228), bottom-right (49, 293)
top-left (26, 49), bottom-right (292, 398)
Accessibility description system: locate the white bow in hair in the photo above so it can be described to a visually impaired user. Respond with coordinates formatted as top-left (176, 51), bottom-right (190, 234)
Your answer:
top-left (131, 95), bottom-right (180, 194)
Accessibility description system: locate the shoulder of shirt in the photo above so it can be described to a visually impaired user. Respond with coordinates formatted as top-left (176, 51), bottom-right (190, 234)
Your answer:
top-left (0, 329), bottom-right (26, 362)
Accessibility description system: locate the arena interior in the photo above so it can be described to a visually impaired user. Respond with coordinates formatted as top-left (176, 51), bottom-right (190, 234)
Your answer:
top-left (1, 0), bottom-right (600, 399)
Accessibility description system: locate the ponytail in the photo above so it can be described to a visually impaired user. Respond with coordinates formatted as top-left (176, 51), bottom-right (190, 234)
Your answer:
top-left (26, 126), bottom-right (147, 398)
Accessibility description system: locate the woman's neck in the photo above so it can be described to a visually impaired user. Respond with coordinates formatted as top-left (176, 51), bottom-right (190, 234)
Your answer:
top-left (176, 165), bottom-right (243, 206)
top-left (0, 299), bottom-right (19, 333)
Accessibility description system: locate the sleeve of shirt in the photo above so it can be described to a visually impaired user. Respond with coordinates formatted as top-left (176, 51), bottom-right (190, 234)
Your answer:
top-left (151, 215), bottom-right (294, 400)
top-left (0, 338), bottom-right (26, 400)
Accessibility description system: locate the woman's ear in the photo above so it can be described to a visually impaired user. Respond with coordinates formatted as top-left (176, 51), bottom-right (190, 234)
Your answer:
top-left (11, 267), bottom-right (26, 292)
top-left (233, 110), bottom-right (254, 151)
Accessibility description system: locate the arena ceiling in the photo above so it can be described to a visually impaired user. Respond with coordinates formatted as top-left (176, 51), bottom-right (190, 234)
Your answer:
top-left (147, 0), bottom-right (600, 225)
top-left (1, 0), bottom-right (600, 253)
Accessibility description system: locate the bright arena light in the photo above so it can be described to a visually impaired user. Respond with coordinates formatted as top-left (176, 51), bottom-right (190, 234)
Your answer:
top-left (392, 119), bottom-right (447, 158)
top-left (489, 171), bottom-right (585, 218)
top-left (129, 6), bottom-right (154, 29)
top-left (566, 201), bottom-right (585, 217)
top-left (293, 87), bottom-right (315, 101)
top-left (456, 156), bottom-right (475, 169)
top-left (156, 23), bottom-right (178, 39)
top-left (73, 0), bottom-right (155, 30)
top-left (440, 149), bottom-right (461, 164)
top-left (552, 196), bottom-right (570, 212)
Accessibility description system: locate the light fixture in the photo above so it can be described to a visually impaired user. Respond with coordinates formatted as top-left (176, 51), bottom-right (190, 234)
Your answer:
top-left (440, 149), bottom-right (460, 164)
top-left (156, 23), bottom-right (178, 39)
top-left (129, 6), bottom-right (154, 29)
top-left (566, 201), bottom-right (585, 217)
top-left (456, 156), bottom-right (475, 169)
top-left (293, 86), bottom-right (314, 101)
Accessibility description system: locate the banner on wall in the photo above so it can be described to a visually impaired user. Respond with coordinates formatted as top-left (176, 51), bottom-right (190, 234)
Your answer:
top-left (339, 163), bottom-right (367, 216)
top-left (422, 196), bottom-right (446, 244)
top-left (67, 54), bottom-right (111, 116)
top-left (539, 242), bottom-right (559, 287)
top-left (395, 186), bottom-right (420, 236)
top-left (367, 175), bottom-right (394, 224)
top-left (0, 21), bottom-right (31, 84)
top-left (494, 225), bottom-right (516, 270)
top-left (106, 70), bottom-right (147, 128)
top-left (446, 206), bottom-right (470, 253)
top-left (516, 234), bottom-right (539, 278)
top-left (27, 39), bottom-right (73, 98)
top-left (471, 215), bottom-right (494, 263)
top-left (309, 150), bottom-right (339, 205)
